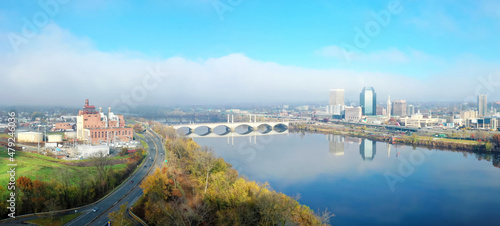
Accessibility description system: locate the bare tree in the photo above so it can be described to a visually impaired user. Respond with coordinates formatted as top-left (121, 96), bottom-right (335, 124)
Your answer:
top-left (316, 208), bottom-right (335, 225)
top-left (196, 147), bottom-right (217, 193)
top-left (89, 151), bottom-right (111, 192)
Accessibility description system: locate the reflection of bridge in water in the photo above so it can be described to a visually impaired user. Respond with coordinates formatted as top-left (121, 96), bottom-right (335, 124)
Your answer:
top-left (184, 130), bottom-right (288, 138)
top-left (172, 117), bottom-right (289, 136)
top-left (185, 130), bottom-right (289, 146)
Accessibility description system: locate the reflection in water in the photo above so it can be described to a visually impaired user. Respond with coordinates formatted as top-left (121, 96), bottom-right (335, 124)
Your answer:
top-left (360, 139), bottom-right (376, 161)
top-left (194, 133), bottom-right (500, 226)
top-left (345, 136), bottom-right (362, 144)
top-left (327, 134), bottom-right (344, 156)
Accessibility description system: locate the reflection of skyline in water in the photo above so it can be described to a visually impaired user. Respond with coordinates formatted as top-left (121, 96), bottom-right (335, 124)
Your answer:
top-left (327, 134), bottom-right (344, 156)
top-left (327, 135), bottom-right (379, 161)
top-left (194, 132), bottom-right (500, 226)
top-left (360, 139), bottom-right (377, 161)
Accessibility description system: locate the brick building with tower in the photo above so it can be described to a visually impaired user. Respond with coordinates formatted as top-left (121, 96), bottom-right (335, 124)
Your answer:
top-left (77, 99), bottom-right (133, 144)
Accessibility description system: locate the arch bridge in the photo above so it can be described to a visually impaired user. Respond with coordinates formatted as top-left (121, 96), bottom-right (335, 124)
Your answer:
top-left (172, 121), bottom-right (289, 136)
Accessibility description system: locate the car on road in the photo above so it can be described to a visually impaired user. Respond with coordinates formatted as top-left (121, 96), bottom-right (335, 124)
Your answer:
top-left (130, 180), bottom-right (134, 183)
top-left (93, 207), bottom-right (99, 212)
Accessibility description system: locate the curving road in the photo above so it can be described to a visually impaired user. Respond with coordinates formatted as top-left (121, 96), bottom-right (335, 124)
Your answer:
top-left (0, 130), bottom-right (165, 225)
top-left (68, 130), bottom-right (165, 226)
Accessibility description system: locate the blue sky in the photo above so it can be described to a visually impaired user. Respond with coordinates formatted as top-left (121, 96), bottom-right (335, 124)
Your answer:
top-left (1, 0), bottom-right (500, 106)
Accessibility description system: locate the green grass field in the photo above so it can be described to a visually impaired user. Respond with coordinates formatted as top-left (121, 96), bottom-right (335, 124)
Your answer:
top-left (405, 135), bottom-right (480, 145)
top-left (0, 134), bottom-right (11, 139)
top-left (135, 133), bottom-right (145, 139)
top-left (141, 140), bottom-right (148, 149)
top-left (0, 147), bottom-right (127, 188)
top-left (26, 212), bottom-right (82, 226)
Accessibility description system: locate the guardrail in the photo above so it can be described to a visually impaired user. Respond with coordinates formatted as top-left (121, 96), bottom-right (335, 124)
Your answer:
top-left (85, 132), bottom-right (159, 225)
top-left (127, 129), bottom-right (164, 226)
top-left (128, 208), bottom-right (147, 226)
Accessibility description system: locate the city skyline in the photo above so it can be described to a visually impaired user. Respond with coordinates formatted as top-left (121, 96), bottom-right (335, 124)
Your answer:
top-left (0, 1), bottom-right (500, 106)
top-left (2, 1), bottom-right (500, 225)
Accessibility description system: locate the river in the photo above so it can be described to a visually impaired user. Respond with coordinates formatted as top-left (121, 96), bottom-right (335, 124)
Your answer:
top-left (193, 132), bottom-right (500, 225)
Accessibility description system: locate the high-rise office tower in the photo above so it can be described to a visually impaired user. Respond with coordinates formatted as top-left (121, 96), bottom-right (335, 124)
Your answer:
top-left (392, 100), bottom-right (407, 116)
top-left (360, 87), bottom-right (377, 116)
top-left (478, 94), bottom-right (488, 117)
top-left (329, 89), bottom-right (345, 115)
top-left (387, 95), bottom-right (391, 118)
top-left (407, 104), bottom-right (415, 116)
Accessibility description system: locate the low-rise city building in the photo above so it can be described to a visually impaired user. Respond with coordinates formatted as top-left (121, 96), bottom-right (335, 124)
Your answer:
top-left (345, 107), bottom-right (362, 122)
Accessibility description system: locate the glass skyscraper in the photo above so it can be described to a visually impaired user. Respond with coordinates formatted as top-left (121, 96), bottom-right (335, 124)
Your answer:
top-left (478, 94), bottom-right (487, 117)
top-left (360, 87), bottom-right (377, 116)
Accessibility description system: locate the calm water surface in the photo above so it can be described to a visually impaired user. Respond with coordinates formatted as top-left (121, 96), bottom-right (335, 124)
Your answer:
top-left (193, 132), bottom-right (500, 226)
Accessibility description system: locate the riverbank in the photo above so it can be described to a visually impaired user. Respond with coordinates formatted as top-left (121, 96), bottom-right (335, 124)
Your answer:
top-left (290, 123), bottom-right (499, 153)
top-left (131, 121), bottom-right (332, 225)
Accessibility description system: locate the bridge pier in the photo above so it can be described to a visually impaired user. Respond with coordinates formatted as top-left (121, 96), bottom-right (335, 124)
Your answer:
top-left (173, 121), bottom-right (290, 136)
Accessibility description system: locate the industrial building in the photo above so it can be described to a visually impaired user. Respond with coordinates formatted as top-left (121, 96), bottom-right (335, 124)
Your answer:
top-left (17, 132), bottom-right (43, 143)
top-left (65, 131), bottom-right (77, 140)
top-left (77, 145), bottom-right (110, 158)
top-left (55, 123), bottom-right (73, 131)
top-left (47, 134), bottom-right (63, 143)
top-left (76, 99), bottom-right (133, 145)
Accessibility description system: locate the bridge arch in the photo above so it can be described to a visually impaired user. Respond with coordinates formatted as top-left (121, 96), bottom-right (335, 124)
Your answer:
top-left (212, 125), bottom-right (231, 136)
top-left (273, 123), bottom-right (289, 133)
top-left (234, 124), bottom-right (254, 135)
top-left (193, 126), bottom-right (213, 136)
top-left (176, 126), bottom-right (193, 135)
top-left (256, 124), bottom-right (273, 134)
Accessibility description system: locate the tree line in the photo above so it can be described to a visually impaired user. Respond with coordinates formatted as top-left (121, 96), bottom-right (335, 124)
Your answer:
top-left (129, 121), bottom-right (333, 225)
top-left (0, 149), bottom-right (145, 219)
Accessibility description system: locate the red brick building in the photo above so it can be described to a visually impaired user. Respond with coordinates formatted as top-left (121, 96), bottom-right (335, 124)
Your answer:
top-left (77, 99), bottom-right (133, 144)
top-left (55, 123), bottom-right (73, 131)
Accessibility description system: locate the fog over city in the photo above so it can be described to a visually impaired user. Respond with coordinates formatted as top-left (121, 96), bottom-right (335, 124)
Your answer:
top-left (1, 24), bottom-right (499, 107)
top-left (3, 1), bottom-right (500, 226)
top-left (1, 1), bottom-right (500, 108)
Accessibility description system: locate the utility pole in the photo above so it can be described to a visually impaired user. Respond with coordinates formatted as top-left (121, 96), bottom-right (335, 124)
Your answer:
top-left (37, 125), bottom-right (41, 153)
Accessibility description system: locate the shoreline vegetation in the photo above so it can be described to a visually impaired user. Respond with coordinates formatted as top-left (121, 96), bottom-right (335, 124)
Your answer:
top-left (131, 121), bottom-right (333, 225)
top-left (290, 123), bottom-right (500, 153)
top-left (290, 123), bottom-right (500, 169)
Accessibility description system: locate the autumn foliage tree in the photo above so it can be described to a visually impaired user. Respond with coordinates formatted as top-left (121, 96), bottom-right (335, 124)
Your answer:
top-left (493, 134), bottom-right (500, 147)
top-left (17, 176), bottom-right (34, 213)
top-left (133, 123), bottom-right (145, 133)
top-left (134, 124), bottom-right (333, 226)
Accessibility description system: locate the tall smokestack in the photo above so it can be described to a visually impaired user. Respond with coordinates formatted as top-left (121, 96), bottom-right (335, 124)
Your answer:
top-left (85, 99), bottom-right (89, 106)
top-left (108, 107), bottom-right (111, 113)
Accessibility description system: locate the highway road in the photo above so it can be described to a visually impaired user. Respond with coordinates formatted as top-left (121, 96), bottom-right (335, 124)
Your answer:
top-left (83, 131), bottom-right (165, 225)
top-left (1, 130), bottom-right (165, 225)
